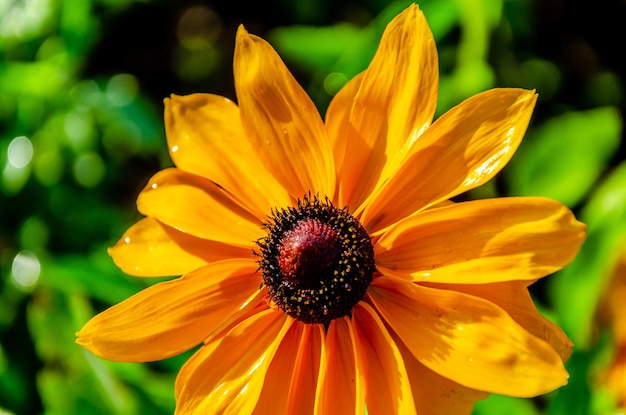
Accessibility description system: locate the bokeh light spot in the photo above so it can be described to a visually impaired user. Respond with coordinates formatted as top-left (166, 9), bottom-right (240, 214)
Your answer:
top-left (20, 216), bottom-right (50, 251)
top-left (64, 111), bottom-right (94, 151)
top-left (177, 6), bottom-right (222, 50)
top-left (587, 71), bottom-right (622, 106)
top-left (73, 152), bottom-right (105, 188)
top-left (70, 80), bottom-right (101, 112)
top-left (522, 58), bottom-right (561, 99)
top-left (11, 251), bottom-right (41, 290)
top-left (7, 136), bottom-right (34, 169)
top-left (34, 149), bottom-right (64, 186)
top-left (106, 74), bottom-right (138, 107)
top-left (0, 0), bottom-right (53, 39)
top-left (323, 72), bottom-right (348, 96)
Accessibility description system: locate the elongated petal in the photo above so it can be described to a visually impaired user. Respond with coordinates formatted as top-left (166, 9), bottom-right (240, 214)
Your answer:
top-left (77, 259), bottom-right (261, 362)
top-left (375, 197), bottom-right (586, 283)
top-left (165, 93), bottom-right (291, 218)
top-left (315, 317), bottom-right (364, 415)
top-left (234, 26), bottom-right (335, 199)
top-left (252, 323), bottom-right (300, 415)
top-left (437, 281), bottom-right (574, 362)
top-left (287, 324), bottom-right (324, 414)
top-left (368, 275), bottom-right (569, 397)
top-left (394, 333), bottom-right (488, 415)
top-left (325, 71), bottom-right (364, 187)
top-left (362, 89), bottom-right (537, 232)
top-left (137, 168), bottom-right (263, 247)
top-left (254, 322), bottom-right (324, 415)
top-left (203, 286), bottom-right (270, 346)
top-left (352, 302), bottom-right (417, 415)
top-left (175, 309), bottom-right (292, 415)
top-left (335, 4), bottom-right (439, 210)
top-left (108, 217), bottom-right (254, 277)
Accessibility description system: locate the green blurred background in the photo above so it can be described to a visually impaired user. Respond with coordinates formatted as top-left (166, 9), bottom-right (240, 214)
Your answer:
top-left (1, 0), bottom-right (625, 414)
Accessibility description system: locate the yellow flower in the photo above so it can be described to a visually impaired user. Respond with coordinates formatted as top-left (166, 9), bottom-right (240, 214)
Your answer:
top-left (77, 4), bottom-right (586, 414)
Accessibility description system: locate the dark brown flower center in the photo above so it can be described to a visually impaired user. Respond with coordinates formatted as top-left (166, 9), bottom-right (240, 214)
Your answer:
top-left (256, 195), bottom-right (375, 324)
top-left (278, 219), bottom-right (341, 289)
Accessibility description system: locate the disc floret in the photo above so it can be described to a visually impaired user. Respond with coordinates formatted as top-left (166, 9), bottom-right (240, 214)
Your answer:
top-left (257, 195), bottom-right (375, 324)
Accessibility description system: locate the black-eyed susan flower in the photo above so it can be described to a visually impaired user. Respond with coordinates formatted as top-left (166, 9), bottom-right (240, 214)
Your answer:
top-left (77, 4), bottom-right (587, 414)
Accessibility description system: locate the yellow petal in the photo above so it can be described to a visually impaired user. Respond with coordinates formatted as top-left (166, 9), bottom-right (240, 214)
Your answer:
top-left (325, 71), bottom-right (364, 190)
top-left (362, 89), bottom-right (538, 232)
top-left (252, 323), bottom-right (300, 415)
top-left (165, 93), bottom-right (291, 218)
top-left (174, 309), bottom-right (292, 415)
top-left (253, 322), bottom-right (324, 415)
top-left (76, 259), bottom-right (261, 362)
top-left (315, 317), bottom-right (364, 415)
top-left (137, 168), bottom-right (263, 247)
top-left (437, 281), bottom-right (574, 362)
top-left (375, 197), bottom-right (587, 283)
top-left (108, 217), bottom-right (254, 277)
top-left (368, 275), bottom-right (569, 397)
top-left (286, 324), bottom-right (325, 414)
top-left (203, 286), bottom-right (270, 347)
top-left (334, 4), bottom-right (439, 210)
top-left (234, 26), bottom-right (335, 199)
top-left (394, 333), bottom-right (488, 415)
top-left (352, 302), bottom-right (417, 415)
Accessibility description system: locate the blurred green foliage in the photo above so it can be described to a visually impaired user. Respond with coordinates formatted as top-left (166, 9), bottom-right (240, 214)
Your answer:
top-left (1, 0), bottom-right (624, 414)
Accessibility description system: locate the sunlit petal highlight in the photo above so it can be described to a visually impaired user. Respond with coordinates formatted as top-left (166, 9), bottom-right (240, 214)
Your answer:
top-left (234, 26), bottom-right (335, 199)
top-left (369, 275), bottom-right (568, 397)
top-left (76, 259), bottom-right (260, 362)
top-left (175, 309), bottom-right (292, 415)
top-left (362, 89), bottom-right (537, 232)
top-left (375, 197), bottom-right (586, 283)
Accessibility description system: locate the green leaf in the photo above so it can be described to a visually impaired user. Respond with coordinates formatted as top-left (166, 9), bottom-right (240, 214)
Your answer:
top-left (547, 351), bottom-right (592, 415)
top-left (269, 24), bottom-right (366, 75)
top-left (473, 393), bottom-right (539, 415)
top-left (506, 107), bottom-right (622, 207)
top-left (549, 164), bottom-right (626, 347)
top-left (38, 250), bottom-right (146, 305)
top-left (580, 162), bottom-right (626, 233)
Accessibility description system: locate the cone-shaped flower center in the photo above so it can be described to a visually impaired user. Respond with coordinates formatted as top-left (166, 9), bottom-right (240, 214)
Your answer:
top-left (257, 196), bottom-right (375, 324)
top-left (278, 219), bottom-right (341, 289)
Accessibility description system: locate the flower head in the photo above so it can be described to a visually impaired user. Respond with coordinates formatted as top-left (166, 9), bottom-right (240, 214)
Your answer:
top-left (77, 4), bottom-right (586, 414)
